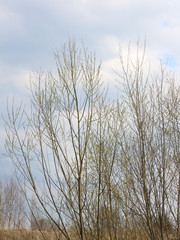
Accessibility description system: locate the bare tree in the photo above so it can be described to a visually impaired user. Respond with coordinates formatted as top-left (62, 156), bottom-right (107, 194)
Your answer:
top-left (116, 42), bottom-right (180, 240)
top-left (5, 40), bottom-right (103, 240)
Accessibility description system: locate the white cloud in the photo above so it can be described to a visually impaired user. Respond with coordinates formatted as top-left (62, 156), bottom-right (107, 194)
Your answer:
top-left (0, 61), bottom-right (31, 91)
top-left (12, 69), bottom-right (32, 91)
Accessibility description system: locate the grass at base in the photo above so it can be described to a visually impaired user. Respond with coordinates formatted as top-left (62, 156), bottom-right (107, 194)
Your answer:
top-left (0, 229), bottom-right (63, 240)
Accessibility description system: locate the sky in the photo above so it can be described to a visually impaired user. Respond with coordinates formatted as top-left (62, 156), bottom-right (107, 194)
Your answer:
top-left (1, 0), bottom-right (180, 178)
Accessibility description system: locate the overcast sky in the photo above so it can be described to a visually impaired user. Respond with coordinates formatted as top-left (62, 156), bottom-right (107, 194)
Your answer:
top-left (1, 0), bottom-right (180, 178)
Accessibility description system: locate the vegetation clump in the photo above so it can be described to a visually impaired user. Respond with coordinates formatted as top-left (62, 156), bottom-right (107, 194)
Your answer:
top-left (3, 40), bottom-right (180, 240)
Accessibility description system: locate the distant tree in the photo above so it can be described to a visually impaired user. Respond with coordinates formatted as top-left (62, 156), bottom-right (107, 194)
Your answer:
top-left (0, 178), bottom-right (26, 229)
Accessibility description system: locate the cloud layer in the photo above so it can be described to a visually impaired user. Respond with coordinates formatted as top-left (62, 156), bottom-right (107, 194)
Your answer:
top-left (1, 0), bottom-right (180, 177)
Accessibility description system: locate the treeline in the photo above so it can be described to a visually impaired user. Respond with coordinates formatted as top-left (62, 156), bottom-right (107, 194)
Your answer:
top-left (0, 178), bottom-right (52, 231)
top-left (0, 178), bottom-right (25, 230)
top-left (3, 40), bottom-right (180, 240)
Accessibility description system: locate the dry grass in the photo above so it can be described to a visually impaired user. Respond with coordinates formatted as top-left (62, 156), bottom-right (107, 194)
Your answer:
top-left (0, 229), bottom-right (63, 240)
top-left (0, 229), bottom-right (178, 240)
